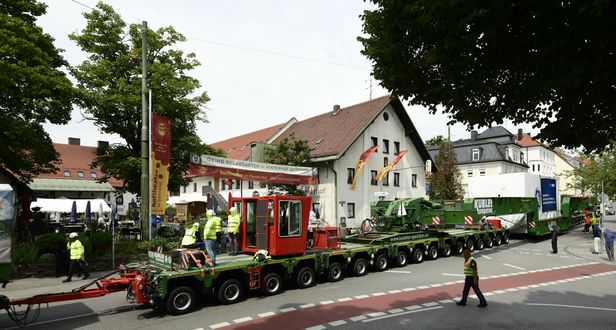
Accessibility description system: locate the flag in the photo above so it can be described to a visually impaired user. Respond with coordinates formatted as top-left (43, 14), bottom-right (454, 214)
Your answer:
top-left (375, 150), bottom-right (407, 182)
top-left (351, 145), bottom-right (379, 191)
top-left (151, 114), bottom-right (172, 214)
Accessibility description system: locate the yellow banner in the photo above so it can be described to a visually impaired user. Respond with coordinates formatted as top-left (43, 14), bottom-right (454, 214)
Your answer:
top-left (151, 114), bottom-right (172, 214)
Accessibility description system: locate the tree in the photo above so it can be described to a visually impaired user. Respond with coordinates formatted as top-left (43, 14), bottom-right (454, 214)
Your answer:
top-left (567, 144), bottom-right (616, 198)
top-left (428, 141), bottom-right (463, 200)
top-left (265, 135), bottom-right (313, 196)
top-left (70, 2), bottom-right (223, 194)
top-left (0, 0), bottom-right (74, 179)
top-left (359, 1), bottom-right (616, 152)
top-left (424, 135), bottom-right (447, 147)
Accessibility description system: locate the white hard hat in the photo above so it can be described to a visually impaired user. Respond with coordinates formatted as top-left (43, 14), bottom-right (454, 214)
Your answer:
top-left (206, 209), bottom-right (214, 216)
top-left (229, 207), bottom-right (236, 212)
top-left (192, 222), bottom-right (200, 228)
top-left (69, 232), bottom-right (78, 238)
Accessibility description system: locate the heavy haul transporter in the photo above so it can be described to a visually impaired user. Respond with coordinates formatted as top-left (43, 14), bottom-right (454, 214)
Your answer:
top-left (1, 195), bottom-right (509, 325)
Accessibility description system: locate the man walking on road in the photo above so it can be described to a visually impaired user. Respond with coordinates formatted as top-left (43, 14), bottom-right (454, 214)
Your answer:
top-left (550, 222), bottom-right (558, 254)
top-left (604, 228), bottom-right (615, 262)
top-left (457, 248), bottom-right (487, 307)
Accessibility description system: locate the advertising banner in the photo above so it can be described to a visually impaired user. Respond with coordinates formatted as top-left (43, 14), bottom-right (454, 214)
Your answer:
top-left (375, 150), bottom-right (407, 182)
top-left (189, 154), bottom-right (318, 185)
top-left (540, 178), bottom-right (557, 212)
top-left (151, 114), bottom-right (172, 214)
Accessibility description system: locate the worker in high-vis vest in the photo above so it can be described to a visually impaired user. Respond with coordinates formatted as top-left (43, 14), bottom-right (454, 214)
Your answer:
top-left (181, 222), bottom-right (204, 250)
top-left (204, 210), bottom-right (219, 265)
top-left (456, 248), bottom-right (487, 307)
top-left (63, 232), bottom-right (89, 282)
top-left (227, 207), bottom-right (241, 255)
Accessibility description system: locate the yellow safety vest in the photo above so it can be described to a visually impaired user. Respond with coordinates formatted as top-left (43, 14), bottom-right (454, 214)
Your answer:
top-left (228, 213), bottom-right (240, 234)
top-left (204, 218), bottom-right (217, 240)
top-left (67, 240), bottom-right (83, 260)
top-left (591, 215), bottom-right (598, 225)
top-left (463, 256), bottom-right (477, 276)
top-left (181, 227), bottom-right (197, 246)
top-left (213, 216), bottom-right (222, 233)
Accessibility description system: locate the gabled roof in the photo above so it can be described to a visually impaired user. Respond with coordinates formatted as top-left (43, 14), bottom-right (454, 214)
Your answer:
top-left (36, 143), bottom-right (123, 188)
top-left (516, 132), bottom-right (544, 148)
top-left (272, 95), bottom-right (434, 167)
top-left (476, 126), bottom-right (513, 140)
top-left (211, 121), bottom-right (293, 160)
top-left (554, 148), bottom-right (580, 168)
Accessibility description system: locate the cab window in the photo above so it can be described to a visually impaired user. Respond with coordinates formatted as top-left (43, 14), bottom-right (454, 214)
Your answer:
top-left (279, 200), bottom-right (301, 237)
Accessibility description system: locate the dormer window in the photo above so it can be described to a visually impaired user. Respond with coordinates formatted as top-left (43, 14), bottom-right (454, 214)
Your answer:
top-left (472, 149), bottom-right (480, 161)
top-left (63, 170), bottom-right (70, 177)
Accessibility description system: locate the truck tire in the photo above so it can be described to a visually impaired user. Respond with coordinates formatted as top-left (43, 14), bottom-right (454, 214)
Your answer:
top-left (441, 243), bottom-right (452, 257)
top-left (455, 240), bottom-right (465, 254)
top-left (503, 233), bottom-right (510, 244)
top-left (326, 262), bottom-right (344, 282)
top-left (466, 239), bottom-right (475, 252)
top-left (373, 254), bottom-right (388, 271)
top-left (261, 272), bottom-right (284, 296)
top-left (395, 250), bottom-right (408, 267)
top-left (295, 266), bottom-right (316, 288)
top-left (476, 238), bottom-right (484, 250)
top-left (427, 245), bottom-right (439, 260)
top-left (494, 234), bottom-right (502, 246)
top-left (412, 247), bottom-right (424, 263)
top-left (351, 258), bottom-right (368, 277)
top-left (217, 278), bottom-right (244, 305)
top-left (166, 286), bottom-right (196, 315)
top-left (485, 237), bottom-right (494, 248)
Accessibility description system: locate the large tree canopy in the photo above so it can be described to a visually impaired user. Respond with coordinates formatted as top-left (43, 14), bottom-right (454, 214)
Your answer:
top-left (568, 143), bottom-right (616, 198)
top-left (0, 0), bottom-right (74, 179)
top-left (360, 1), bottom-right (616, 152)
top-left (265, 135), bottom-right (313, 196)
top-left (70, 2), bottom-right (223, 194)
top-left (428, 141), bottom-right (463, 200)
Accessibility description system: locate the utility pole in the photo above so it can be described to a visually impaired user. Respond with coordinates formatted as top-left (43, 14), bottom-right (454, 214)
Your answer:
top-left (140, 21), bottom-right (149, 238)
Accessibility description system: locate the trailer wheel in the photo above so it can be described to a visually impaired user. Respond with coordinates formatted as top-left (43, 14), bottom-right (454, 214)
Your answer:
top-left (485, 237), bottom-right (494, 248)
top-left (476, 238), bottom-right (484, 250)
top-left (427, 245), bottom-right (439, 260)
top-left (503, 233), bottom-right (510, 244)
top-left (454, 240), bottom-right (465, 254)
top-left (261, 272), bottom-right (284, 296)
top-left (494, 234), bottom-right (502, 246)
top-left (326, 262), bottom-right (344, 282)
top-left (295, 267), bottom-right (316, 288)
top-left (441, 243), bottom-right (452, 257)
top-left (351, 258), bottom-right (368, 277)
top-left (466, 239), bottom-right (475, 252)
top-left (395, 250), bottom-right (408, 267)
top-left (374, 254), bottom-right (388, 271)
top-left (166, 286), bottom-right (196, 315)
top-left (412, 247), bottom-right (424, 263)
top-left (217, 278), bottom-right (244, 305)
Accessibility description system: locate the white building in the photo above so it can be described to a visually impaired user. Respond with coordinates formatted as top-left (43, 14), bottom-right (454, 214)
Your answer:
top-left (515, 131), bottom-right (557, 177)
top-left (553, 148), bottom-right (582, 195)
top-left (182, 96), bottom-right (434, 228)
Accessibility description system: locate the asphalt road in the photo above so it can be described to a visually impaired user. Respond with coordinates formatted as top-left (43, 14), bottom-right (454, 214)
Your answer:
top-left (2, 216), bottom-right (615, 330)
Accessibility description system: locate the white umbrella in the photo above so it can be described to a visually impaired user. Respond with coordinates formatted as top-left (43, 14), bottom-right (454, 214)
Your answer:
top-left (98, 202), bottom-right (105, 224)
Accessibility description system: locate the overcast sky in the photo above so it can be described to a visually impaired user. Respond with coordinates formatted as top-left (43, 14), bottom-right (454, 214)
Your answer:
top-left (39, 0), bottom-right (537, 148)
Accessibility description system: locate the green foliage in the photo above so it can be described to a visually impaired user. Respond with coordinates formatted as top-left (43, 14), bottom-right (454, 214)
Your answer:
top-left (89, 231), bottom-right (112, 255)
top-left (76, 235), bottom-right (92, 256)
top-left (137, 237), bottom-right (179, 252)
top-left (156, 225), bottom-right (182, 239)
top-left (429, 142), bottom-right (463, 200)
top-left (38, 253), bottom-right (55, 264)
top-left (360, 0), bottom-right (616, 152)
top-left (35, 233), bottom-right (65, 256)
top-left (425, 135), bottom-right (447, 147)
top-left (13, 243), bottom-right (38, 265)
top-left (0, 0), bottom-right (74, 179)
top-left (265, 134), bottom-right (313, 195)
top-left (69, 2), bottom-right (224, 194)
top-left (114, 239), bottom-right (139, 256)
top-left (568, 143), bottom-right (616, 198)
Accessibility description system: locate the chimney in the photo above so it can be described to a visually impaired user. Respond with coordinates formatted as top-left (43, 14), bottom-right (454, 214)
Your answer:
top-left (332, 104), bottom-right (341, 116)
top-left (98, 140), bottom-right (109, 149)
top-left (68, 137), bottom-right (80, 145)
top-left (470, 131), bottom-right (477, 140)
top-left (517, 128), bottom-right (523, 141)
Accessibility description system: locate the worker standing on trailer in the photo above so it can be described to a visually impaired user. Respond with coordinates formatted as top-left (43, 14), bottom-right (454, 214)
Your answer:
top-left (204, 210), bottom-right (219, 265)
top-left (550, 222), bottom-right (558, 254)
top-left (63, 233), bottom-right (89, 282)
top-left (456, 248), bottom-right (488, 307)
top-left (181, 222), bottom-right (204, 250)
top-left (227, 207), bottom-right (241, 255)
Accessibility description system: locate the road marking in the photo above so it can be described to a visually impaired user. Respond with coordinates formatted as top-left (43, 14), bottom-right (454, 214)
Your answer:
top-left (367, 312), bottom-right (387, 318)
top-left (300, 303), bottom-right (316, 308)
top-left (362, 306), bottom-right (443, 322)
top-left (482, 255), bottom-right (493, 260)
top-left (442, 273), bottom-right (465, 277)
top-left (405, 305), bottom-right (422, 310)
top-left (210, 322), bottom-right (231, 329)
top-left (280, 307), bottom-right (296, 312)
top-left (484, 292), bottom-right (494, 296)
top-left (258, 312), bottom-right (276, 318)
top-left (493, 290), bottom-right (506, 294)
top-left (502, 263), bottom-right (526, 270)
top-left (388, 289), bottom-right (402, 294)
top-left (423, 302), bottom-right (439, 307)
top-left (372, 292), bottom-right (386, 296)
top-left (350, 316), bottom-right (367, 321)
top-left (329, 320), bottom-right (347, 326)
top-left (388, 308), bottom-right (404, 313)
top-left (338, 297), bottom-right (353, 302)
top-left (430, 284), bottom-right (443, 288)
top-left (233, 317), bottom-right (252, 323)
top-left (385, 270), bottom-right (411, 274)
top-left (320, 300), bottom-right (335, 305)
top-left (355, 294), bottom-right (370, 299)
top-left (402, 287), bottom-right (416, 292)
top-left (527, 303), bottom-right (616, 312)
top-left (506, 288), bottom-right (518, 292)
top-left (305, 326), bottom-right (326, 330)
top-left (439, 299), bottom-right (455, 303)
top-left (444, 281), bottom-right (456, 285)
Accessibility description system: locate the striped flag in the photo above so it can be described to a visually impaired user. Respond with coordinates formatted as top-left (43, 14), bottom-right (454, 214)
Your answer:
top-left (375, 150), bottom-right (407, 182)
top-left (351, 145), bottom-right (379, 191)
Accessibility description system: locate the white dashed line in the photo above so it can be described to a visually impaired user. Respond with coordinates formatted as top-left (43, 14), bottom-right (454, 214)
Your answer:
top-left (385, 270), bottom-right (411, 274)
top-left (300, 303), bottom-right (316, 308)
top-left (371, 292), bottom-right (386, 297)
top-left (405, 305), bottom-right (422, 311)
top-left (367, 312), bottom-right (387, 318)
top-left (430, 284), bottom-right (443, 288)
top-left (402, 287), bottom-right (416, 292)
top-left (439, 299), bottom-right (455, 303)
top-left (423, 302), bottom-right (439, 307)
top-left (417, 285), bottom-right (429, 289)
top-left (280, 307), bottom-right (296, 313)
top-left (444, 281), bottom-right (456, 285)
top-left (350, 316), bottom-right (367, 322)
top-left (337, 297), bottom-right (353, 302)
top-left (506, 288), bottom-right (518, 292)
top-left (320, 300), bottom-right (335, 305)
top-left (362, 306), bottom-right (443, 322)
top-left (388, 308), bottom-right (404, 314)
top-left (233, 317), bottom-right (252, 323)
top-left (442, 273), bottom-right (465, 277)
top-left (388, 289), bottom-right (402, 294)
top-left (305, 326), bottom-right (326, 330)
top-left (502, 263), bottom-right (527, 270)
top-left (210, 322), bottom-right (230, 329)
top-left (482, 255), bottom-right (493, 260)
top-left (483, 292), bottom-right (494, 296)
top-left (355, 295), bottom-right (370, 299)
top-left (329, 320), bottom-right (347, 326)
top-left (258, 312), bottom-right (276, 318)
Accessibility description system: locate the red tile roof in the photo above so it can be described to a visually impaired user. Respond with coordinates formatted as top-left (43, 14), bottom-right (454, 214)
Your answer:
top-left (211, 123), bottom-right (288, 160)
top-left (36, 143), bottom-right (123, 187)
top-left (516, 132), bottom-right (542, 147)
top-left (274, 95), bottom-right (391, 158)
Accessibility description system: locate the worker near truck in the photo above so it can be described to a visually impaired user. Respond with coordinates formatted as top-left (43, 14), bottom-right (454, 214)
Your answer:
top-left (181, 222), bottom-right (204, 250)
top-left (227, 207), bottom-right (241, 255)
top-left (456, 248), bottom-right (488, 307)
top-left (550, 222), bottom-right (558, 254)
top-left (591, 213), bottom-right (601, 254)
top-left (204, 210), bottom-right (220, 265)
top-left (63, 232), bottom-right (89, 282)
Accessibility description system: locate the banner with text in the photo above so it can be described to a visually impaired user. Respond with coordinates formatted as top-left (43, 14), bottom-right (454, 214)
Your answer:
top-left (189, 154), bottom-right (318, 185)
top-left (151, 114), bottom-right (172, 214)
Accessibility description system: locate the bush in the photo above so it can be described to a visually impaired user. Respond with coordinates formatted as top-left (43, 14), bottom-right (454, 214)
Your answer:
top-left (114, 240), bottom-right (139, 256)
top-left (76, 235), bottom-right (92, 257)
top-left (35, 233), bottom-right (66, 256)
top-left (157, 225), bottom-right (182, 239)
top-left (137, 237), bottom-right (180, 252)
top-left (38, 253), bottom-right (55, 264)
top-left (14, 243), bottom-right (38, 265)
top-left (90, 231), bottom-right (112, 255)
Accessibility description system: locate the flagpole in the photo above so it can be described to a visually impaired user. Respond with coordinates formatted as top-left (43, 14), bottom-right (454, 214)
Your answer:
top-left (139, 20), bottom-right (150, 240)
top-left (148, 89), bottom-right (153, 240)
